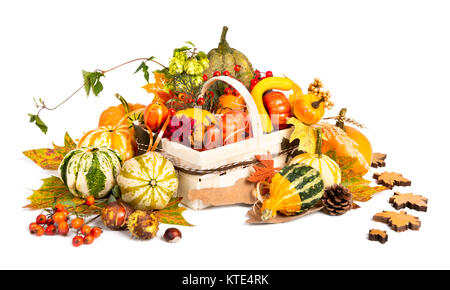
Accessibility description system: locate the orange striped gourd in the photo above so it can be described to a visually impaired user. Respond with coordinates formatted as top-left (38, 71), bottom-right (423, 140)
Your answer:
top-left (77, 125), bottom-right (134, 161)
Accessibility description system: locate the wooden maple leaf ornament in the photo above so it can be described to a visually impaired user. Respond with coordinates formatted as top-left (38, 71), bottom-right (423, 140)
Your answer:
top-left (389, 192), bottom-right (428, 212)
top-left (373, 211), bottom-right (421, 232)
top-left (247, 152), bottom-right (281, 183)
top-left (371, 153), bottom-right (387, 168)
top-left (373, 172), bottom-right (411, 189)
top-left (369, 229), bottom-right (388, 244)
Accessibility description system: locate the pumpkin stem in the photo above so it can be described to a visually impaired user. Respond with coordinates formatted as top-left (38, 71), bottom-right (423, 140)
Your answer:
top-left (115, 93), bottom-right (130, 114)
top-left (315, 127), bottom-right (323, 157)
top-left (218, 26), bottom-right (231, 53)
top-left (311, 97), bottom-right (324, 109)
top-left (336, 108), bottom-right (347, 131)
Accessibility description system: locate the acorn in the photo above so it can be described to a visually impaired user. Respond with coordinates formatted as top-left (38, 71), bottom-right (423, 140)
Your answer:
top-left (127, 210), bottom-right (159, 240)
top-left (101, 201), bottom-right (134, 230)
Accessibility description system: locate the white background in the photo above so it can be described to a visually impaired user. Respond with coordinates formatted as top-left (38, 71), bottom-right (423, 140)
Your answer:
top-left (1, 0), bottom-right (449, 270)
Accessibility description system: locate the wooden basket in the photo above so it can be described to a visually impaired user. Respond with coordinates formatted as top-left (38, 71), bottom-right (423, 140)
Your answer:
top-left (137, 76), bottom-right (295, 210)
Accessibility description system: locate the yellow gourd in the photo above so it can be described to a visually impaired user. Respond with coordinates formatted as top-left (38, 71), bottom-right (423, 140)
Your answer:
top-left (251, 77), bottom-right (303, 133)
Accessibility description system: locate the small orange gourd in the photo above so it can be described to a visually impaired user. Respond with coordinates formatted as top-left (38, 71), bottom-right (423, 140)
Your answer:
top-left (98, 94), bottom-right (145, 127)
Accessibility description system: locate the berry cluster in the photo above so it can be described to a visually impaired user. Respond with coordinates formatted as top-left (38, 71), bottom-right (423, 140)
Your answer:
top-left (250, 70), bottom-right (273, 91)
top-left (28, 201), bottom-right (103, 247)
top-left (203, 65), bottom-right (243, 97)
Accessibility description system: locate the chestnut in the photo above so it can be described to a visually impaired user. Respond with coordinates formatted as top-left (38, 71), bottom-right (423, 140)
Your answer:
top-left (101, 201), bottom-right (134, 230)
top-left (163, 228), bottom-right (182, 243)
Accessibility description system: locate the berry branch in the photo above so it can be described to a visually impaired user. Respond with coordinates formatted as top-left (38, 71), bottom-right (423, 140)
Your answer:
top-left (29, 57), bottom-right (167, 134)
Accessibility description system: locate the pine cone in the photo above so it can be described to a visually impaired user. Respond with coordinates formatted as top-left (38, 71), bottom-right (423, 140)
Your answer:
top-left (321, 184), bottom-right (353, 216)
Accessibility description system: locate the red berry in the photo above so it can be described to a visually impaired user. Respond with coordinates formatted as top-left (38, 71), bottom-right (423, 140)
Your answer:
top-left (197, 98), bottom-right (205, 106)
top-left (168, 108), bottom-right (176, 116)
top-left (84, 235), bottom-right (94, 245)
top-left (224, 87), bottom-right (232, 95)
top-left (188, 98), bottom-right (195, 103)
top-left (72, 236), bottom-right (84, 247)
top-left (208, 91), bottom-right (214, 98)
top-left (213, 71), bottom-right (221, 77)
top-left (255, 70), bottom-right (261, 75)
top-left (223, 70), bottom-right (230, 76)
top-left (251, 79), bottom-right (258, 86)
top-left (58, 222), bottom-right (69, 236)
top-left (29, 222), bottom-right (39, 234)
top-left (250, 84), bottom-right (256, 91)
top-left (234, 65), bottom-right (241, 72)
top-left (52, 212), bottom-right (66, 224)
top-left (45, 225), bottom-right (56, 235)
top-left (36, 226), bottom-right (45, 237)
top-left (36, 214), bottom-right (46, 224)
top-left (71, 218), bottom-right (84, 230)
top-left (80, 225), bottom-right (91, 236)
top-left (54, 204), bottom-right (65, 212)
top-left (85, 196), bottom-right (95, 206)
top-left (91, 227), bottom-right (103, 238)
top-left (265, 71), bottom-right (273, 77)
top-left (46, 218), bottom-right (55, 226)
top-left (202, 74), bottom-right (208, 81)
top-left (232, 89), bottom-right (239, 96)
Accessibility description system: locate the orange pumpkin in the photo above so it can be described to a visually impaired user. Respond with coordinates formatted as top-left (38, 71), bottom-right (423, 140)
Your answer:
top-left (216, 93), bottom-right (246, 114)
top-left (144, 102), bottom-right (169, 132)
top-left (263, 91), bottom-right (291, 129)
top-left (321, 108), bottom-right (372, 174)
top-left (78, 125), bottom-right (134, 160)
top-left (98, 94), bottom-right (145, 127)
top-left (293, 93), bottom-right (324, 125)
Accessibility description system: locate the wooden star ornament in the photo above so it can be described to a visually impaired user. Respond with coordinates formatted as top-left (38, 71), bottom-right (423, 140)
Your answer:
top-left (389, 192), bottom-right (428, 212)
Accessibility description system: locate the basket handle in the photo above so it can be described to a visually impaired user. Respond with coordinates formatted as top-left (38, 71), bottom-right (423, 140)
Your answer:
top-left (200, 76), bottom-right (263, 141)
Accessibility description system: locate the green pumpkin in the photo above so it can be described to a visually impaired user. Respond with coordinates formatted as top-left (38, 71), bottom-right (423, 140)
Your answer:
top-left (117, 152), bottom-right (178, 210)
top-left (261, 163), bottom-right (324, 220)
top-left (203, 26), bottom-right (255, 87)
top-left (58, 147), bottom-right (122, 198)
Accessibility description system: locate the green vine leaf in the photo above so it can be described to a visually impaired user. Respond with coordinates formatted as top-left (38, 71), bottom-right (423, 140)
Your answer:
top-left (28, 114), bottom-right (48, 134)
top-left (82, 70), bottom-right (104, 96)
top-left (134, 57), bottom-right (155, 83)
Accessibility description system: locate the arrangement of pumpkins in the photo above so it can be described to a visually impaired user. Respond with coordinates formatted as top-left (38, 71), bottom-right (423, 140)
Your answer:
top-left (56, 25), bottom-right (375, 225)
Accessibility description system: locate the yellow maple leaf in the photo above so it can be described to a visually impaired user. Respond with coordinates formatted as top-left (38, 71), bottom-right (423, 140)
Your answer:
top-left (287, 117), bottom-right (320, 154)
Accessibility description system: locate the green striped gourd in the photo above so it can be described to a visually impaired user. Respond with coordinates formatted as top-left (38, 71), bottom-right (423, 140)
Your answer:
top-left (290, 153), bottom-right (341, 187)
top-left (58, 146), bottom-right (122, 198)
top-left (117, 152), bottom-right (178, 210)
top-left (261, 163), bottom-right (324, 221)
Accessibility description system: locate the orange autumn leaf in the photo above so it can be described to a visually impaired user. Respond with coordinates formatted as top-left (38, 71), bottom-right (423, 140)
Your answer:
top-left (248, 152), bottom-right (281, 183)
top-left (142, 72), bottom-right (173, 104)
top-left (23, 132), bottom-right (76, 170)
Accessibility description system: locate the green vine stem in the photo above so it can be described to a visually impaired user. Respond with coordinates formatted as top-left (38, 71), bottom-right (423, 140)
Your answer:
top-left (315, 127), bottom-right (323, 157)
top-left (31, 57), bottom-right (167, 132)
